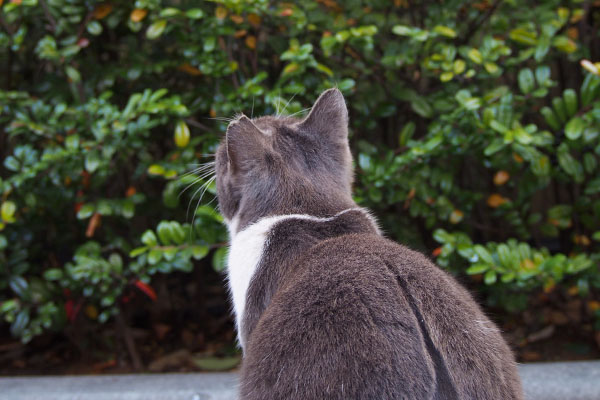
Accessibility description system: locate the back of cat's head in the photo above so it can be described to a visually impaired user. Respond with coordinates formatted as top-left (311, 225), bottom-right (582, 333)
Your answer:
top-left (215, 88), bottom-right (356, 234)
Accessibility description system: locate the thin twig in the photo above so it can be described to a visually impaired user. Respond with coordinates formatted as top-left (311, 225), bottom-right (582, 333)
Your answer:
top-left (116, 311), bottom-right (143, 371)
top-left (459, 0), bottom-right (502, 45)
top-left (39, 0), bottom-right (58, 32)
top-left (185, 118), bottom-right (212, 132)
top-left (0, 14), bottom-right (15, 35)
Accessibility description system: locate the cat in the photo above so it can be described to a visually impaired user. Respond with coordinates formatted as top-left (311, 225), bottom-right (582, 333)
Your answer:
top-left (215, 88), bottom-right (524, 399)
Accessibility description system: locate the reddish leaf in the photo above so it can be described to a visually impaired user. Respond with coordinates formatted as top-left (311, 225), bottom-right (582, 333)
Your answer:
top-left (135, 280), bottom-right (157, 301)
top-left (65, 299), bottom-right (82, 323)
top-left (86, 212), bottom-right (101, 237)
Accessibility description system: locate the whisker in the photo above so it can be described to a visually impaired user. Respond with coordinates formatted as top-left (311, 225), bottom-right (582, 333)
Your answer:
top-left (190, 176), bottom-right (217, 236)
top-left (178, 177), bottom-right (204, 199)
top-left (280, 92), bottom-right (298, 116)
top-left (288, 107), bottom-right (312, 118)
top-left (178, 164), bottom-right (215, 179)
top-left (204, 117), bottom-right (235, 123)
top-left (185, 161), bottom-right (215, 170)
top-left (178, 170), bottom-right (215, 199)
top-left (251, 96), bottom-right (255, 119)
top-left (186, 180), bottom-right (209, 221)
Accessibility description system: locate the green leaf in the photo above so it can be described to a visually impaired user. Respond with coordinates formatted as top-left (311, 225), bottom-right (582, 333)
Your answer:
top-left (185, 8), bottom-right (204, 19)
top-left (11, 309), bottom-right (30, 338)
top-left (484, 270), bottom-right (497, 285)
top-left (518, 68), bottom-right (535, 94)
top-left (562, 89), bottom-right (578, 117)
top-left (535, 66), bottom-right (551, 86)
top-left (466, 264), bottom-right (488, 275)
top-left (557, 147), bottom-right (583, 181)
top-left (157, 221), bottom-right (174, 245)
top-left (581, 73), bottom-right (600, 107)
top-left (540, 107), bottom-right (560, 130)
top-left (565, 117), bottom-right (584, 140)
top-left (392, 25), bottom-right (413, 36)
top-left (9, 276), bottom-right (29, 298)
top-left (398, 122), bottom-right (416, 146)
top-left (86, 21), bottom-right (103, 36)
top-left (43, 269), bottom-right (63, 281)
top-left (552, 97), bottom-right (568, 123)
top-left (147, 249), bottom-right (162, 265)
top-left (129, 246), bottom-right (149, 257)
top-left (146, 20), bottom-right (167, 40)
top-left (0, 299), bottom-right (18, 314)
top-left (141, 230), bottom-right (158, 247)
top-left (65, 66), bottom-right (81, 83)
top-left (484, 139), bottom-right (506, 156)
top-left (193, 356), bottom-right (240, 371)
top-left (410, 97), bottom-right (433, 118)
top-left (84, 151), bottom-right (101, 173)
top-left (474, 245), bottom-right (493, 264)
top-left (77, 204), bottom-right (95, 219)
top-left (496, 244), bottom-right (511, 267)
top-left (212, 247), bottom-right (228, 272)
top-left (501, 272), bottom-right (515, 283)
top-left (192, 245), bottom-right (209, 260)
top-left (583, 153), bottom-right (597, 174)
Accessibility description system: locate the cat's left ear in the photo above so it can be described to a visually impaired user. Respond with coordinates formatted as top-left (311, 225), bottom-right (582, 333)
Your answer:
top-left (298, 88), bottom-right (348, 141)
top-left (225, 115), bottom-right (267, 174)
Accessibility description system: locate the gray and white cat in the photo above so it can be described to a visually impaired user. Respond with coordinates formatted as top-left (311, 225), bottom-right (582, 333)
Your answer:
top-left (215, 89), bottom-right (523, 399)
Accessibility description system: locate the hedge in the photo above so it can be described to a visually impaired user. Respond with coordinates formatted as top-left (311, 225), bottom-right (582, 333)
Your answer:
top-left (1, 0), bottom-right (600, 345)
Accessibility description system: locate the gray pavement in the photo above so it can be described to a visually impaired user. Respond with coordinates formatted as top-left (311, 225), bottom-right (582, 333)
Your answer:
top-left (0, 361), bottom-right (599, 399)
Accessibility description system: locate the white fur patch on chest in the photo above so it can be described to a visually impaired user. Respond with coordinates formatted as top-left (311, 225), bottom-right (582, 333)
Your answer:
top-left (226, 208), bottom-right (379, 350)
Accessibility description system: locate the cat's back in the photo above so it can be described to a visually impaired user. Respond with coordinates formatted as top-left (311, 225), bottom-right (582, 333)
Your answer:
top-left (241, 232), bottom-right (522, 400)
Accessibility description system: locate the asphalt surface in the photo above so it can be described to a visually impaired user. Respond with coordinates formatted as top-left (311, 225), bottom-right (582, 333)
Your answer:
top-left (0, 361), bottom-right (599, 400)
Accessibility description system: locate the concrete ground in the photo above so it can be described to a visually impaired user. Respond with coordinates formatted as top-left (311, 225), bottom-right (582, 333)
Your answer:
top-left (0, 361), bottom-right (599, 400)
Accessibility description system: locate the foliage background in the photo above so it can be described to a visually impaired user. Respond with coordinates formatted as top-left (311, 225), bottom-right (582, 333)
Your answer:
top-left (1, 0), bottom-right (600, 370)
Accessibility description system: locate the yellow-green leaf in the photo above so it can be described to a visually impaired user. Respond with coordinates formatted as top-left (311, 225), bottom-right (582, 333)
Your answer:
top-left (553, 36), bottom-right (577, 53)
top-left (509, 28), bottom-right (537, 46)
top-left (440, 71), bottom-right (453, 82)
top-left (282, 62), bottom-right (299, 75)
top-left (146, 20), bottom-right (167, 40)
top-left (315, 63), bottom-right (333, 77)
top-left (484, 62), bottom-right (499, 74)
top-left (433, 25), bottom-right (456, 38)
top-left (453, 59), bottom-right (466, 74)
top-left (1, 201), bottom-right (16, 223)
top-left (174, 120), bottom-right (190, 148)
top-left (468, 48), bottom-right (482, 64)
top-left (148, 164), bottom-right (165, 176)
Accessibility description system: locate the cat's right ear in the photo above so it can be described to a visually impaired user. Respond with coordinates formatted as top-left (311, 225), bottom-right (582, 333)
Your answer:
top-left (225, 115), bottom-right (266, 174)
top-left (298, 88), bottom-right (348, 142)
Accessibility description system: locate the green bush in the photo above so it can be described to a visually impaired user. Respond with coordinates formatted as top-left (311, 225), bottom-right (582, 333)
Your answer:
top-left (1, 0), bottom-right (599, 344)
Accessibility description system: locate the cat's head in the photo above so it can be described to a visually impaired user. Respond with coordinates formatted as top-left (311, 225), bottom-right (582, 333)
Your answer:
top-left (215, 88), bottom-right (355, 235)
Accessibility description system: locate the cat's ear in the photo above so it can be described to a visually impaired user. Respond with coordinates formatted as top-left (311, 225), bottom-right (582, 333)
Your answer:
top-left (299, 88), bottom-right (348, 141)
top-left (225, 115), bottom-right (266, 173)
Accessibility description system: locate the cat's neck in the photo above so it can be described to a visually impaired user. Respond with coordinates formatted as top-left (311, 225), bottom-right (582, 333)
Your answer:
top-left (225, 207), bottom-right (379, 241)
top-left (227, 207), bottom-right (380, 350)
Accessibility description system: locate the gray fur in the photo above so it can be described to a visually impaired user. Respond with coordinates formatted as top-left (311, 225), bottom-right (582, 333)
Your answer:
top-left (215, 89), bottom-right (523, 399)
